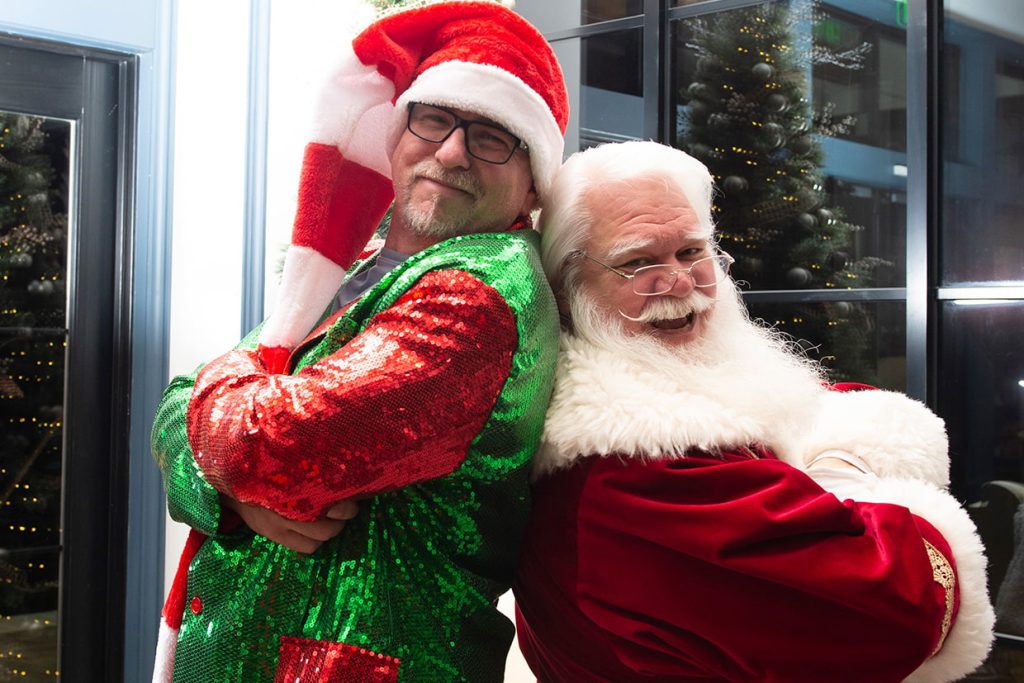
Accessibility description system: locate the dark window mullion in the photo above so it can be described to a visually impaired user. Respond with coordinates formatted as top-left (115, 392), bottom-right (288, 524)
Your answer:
top-left (741, 287), bottom-right (908, 304)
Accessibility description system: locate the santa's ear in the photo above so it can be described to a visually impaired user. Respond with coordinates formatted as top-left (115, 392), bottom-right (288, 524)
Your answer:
top-left (553, 285), bottom-right (571, 319)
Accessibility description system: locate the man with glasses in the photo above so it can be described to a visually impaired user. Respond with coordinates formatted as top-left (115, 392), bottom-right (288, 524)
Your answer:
top-left (151, 3), bottom-right (568, 682)
top-left (513, 140), bottom-right (993, 682)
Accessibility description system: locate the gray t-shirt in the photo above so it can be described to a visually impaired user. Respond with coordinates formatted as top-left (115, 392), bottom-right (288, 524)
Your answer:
top-left (334, 247), bottom-right (409, 309)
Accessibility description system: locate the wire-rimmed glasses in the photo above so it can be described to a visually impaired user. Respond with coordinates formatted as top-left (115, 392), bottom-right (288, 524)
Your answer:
top-left (406, 102), bottom-right (526, 164)
top-left (574, 250), bottom-right (734, 295)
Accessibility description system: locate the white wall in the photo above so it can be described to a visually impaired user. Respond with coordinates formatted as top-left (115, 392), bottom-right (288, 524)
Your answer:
top-left (163, 0), bottom-right (252, 607)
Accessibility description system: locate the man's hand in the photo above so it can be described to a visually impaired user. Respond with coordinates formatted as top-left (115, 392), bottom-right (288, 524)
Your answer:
top-left (221, 496), bottom-right (360, 554)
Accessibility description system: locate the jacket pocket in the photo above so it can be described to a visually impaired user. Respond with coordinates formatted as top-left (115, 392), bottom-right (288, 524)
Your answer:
top-left (275, 636), bottom-right (400, 683)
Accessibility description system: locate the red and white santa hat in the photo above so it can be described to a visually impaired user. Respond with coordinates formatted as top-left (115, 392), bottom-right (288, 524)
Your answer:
top-left (258, 0), bottom-right (569, 369)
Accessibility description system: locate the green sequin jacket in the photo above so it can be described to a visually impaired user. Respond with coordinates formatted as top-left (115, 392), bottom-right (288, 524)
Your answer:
top-left (152, 230), bottom-right (558, 682)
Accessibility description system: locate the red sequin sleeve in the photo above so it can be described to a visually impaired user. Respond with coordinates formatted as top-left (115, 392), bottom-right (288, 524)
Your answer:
top-left (186, 270), bottom-right (517, 521)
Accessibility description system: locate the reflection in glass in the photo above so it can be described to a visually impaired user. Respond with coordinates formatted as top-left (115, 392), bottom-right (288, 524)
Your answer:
top-left (0, 112), bottom-right (70, 679)
top-left (745, 299), bottom-right (906, 389)
top-left (812, 4), bottom-right (907, 151)
top-left (938, 300), bottom-right (1024, 671)
top-left (512, 0), bottom-right (641, 33)
top-left (580, 28), bottom-right (644, 146)
top-left (670, 2), bottom-right (904, 292)
top-left (581, 0), bottom-right (642, 24)
top-left (942, 6), bottom-right (1024, 285)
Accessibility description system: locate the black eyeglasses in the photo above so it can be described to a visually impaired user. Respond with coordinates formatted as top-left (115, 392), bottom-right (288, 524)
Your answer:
top-left (406, 102), bottom-right (526, 165)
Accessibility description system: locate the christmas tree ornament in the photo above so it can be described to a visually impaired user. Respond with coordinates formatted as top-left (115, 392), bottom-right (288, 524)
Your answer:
top-left (696, 55), bottom-right (720, 75)
top-left (791, 135), bottom-right (812, 155)
top-left (828, 250), bottom-right (849, 270)
top-left (817, 208), bottom-right (833, 224)
top-left (796, 212), bottom-right (818, 230)
top-left (689, 142), bottom-right (711, 159)
top-left (833, 301), bottom-right (852, 316)
top-left (751, 62), bottom-right (775, 82)
top-left (766, 93), bottom-right (788, 112)
top-left (763, 122), bottom-right (785, 148)
top-left (786, 266), bottom-right (812, 287)
top-left (687, 100), bottom-right (709, 122)
top-left (723, 175), bottom-right (749, 194)
top-left (687, 82), bottom-right (711, 100)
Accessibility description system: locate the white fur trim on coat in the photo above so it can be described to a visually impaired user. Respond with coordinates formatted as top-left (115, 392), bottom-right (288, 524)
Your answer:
top-left (790, 389), bottom-right (950, 488)
top-left (534, 333), bottom-right (824, 477)
top-left (845, 477), bottom-right (995, 683)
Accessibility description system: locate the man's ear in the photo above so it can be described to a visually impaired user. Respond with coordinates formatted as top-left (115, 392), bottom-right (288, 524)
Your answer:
top-left (519, 184), bottom-right (539, 217)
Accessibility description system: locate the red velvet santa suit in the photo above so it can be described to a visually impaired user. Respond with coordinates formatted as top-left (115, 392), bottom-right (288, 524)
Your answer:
top-left (513, 331), bottom-right (994, 683)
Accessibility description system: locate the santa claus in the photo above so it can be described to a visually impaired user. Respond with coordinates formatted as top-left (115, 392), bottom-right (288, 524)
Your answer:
top-left (512, 140), bottom-right (994, 682)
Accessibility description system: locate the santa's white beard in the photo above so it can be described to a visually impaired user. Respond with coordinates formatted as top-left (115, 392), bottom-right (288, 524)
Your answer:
top-left (568, 280), bottom-right (827, 429)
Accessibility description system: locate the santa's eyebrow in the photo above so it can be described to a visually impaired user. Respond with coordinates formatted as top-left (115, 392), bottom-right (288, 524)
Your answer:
top-left (604, 237), bottom-right (655, 261)
top-left (603, 233), bottom-right (709, 261)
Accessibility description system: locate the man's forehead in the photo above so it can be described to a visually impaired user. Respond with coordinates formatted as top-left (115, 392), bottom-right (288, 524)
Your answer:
top-left (426, 102), bottom-right (507, 128)
top-left (584, 183), bottom-right (709, 254)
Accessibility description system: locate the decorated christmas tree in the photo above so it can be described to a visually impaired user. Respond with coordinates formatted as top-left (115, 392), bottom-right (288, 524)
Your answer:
top-left (0, 112), bottom-right (67, 676)
top-left (679, 0), bottom-right (885, 383)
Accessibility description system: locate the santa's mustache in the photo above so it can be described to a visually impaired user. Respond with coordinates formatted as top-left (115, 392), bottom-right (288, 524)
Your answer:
top-left (413, 161), bottom-right (482, 197)
top-left (619, 292), bottom-right (715, 323)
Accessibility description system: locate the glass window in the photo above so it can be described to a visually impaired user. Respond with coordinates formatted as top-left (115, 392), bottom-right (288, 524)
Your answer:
top-left (670, 1), bottom-right (906, 291)
top-left (938, 300), bottom-right (1024, 668)
top-left (941, 12), bottom-right (1024, 286)
top-left (579, 28), bottom-right (644, 146)
top-left (0, 112), bottom-right (69, 680)
top-left (582, 0), bottom-right (642, 24)
top-left (513, 0), bottom-right (641, 34)
top-left (745, 300), bottom-right (906, 389)
top-left (812, 5), bottom-right (907, 151)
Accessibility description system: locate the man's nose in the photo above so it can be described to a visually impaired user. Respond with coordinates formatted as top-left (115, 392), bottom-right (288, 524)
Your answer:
top-left (664, 267), bottom-right (696, 297)
top-left (435, 127), bottom-right (472, 169)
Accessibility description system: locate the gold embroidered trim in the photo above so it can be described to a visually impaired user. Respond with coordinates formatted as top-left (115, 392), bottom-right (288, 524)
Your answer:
top-left (925, 539), bottom-right (955, 655)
